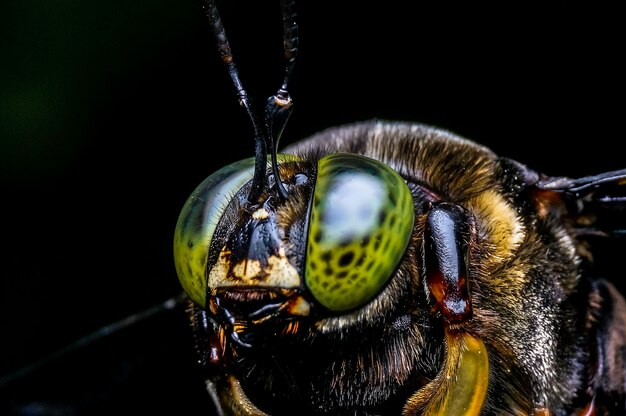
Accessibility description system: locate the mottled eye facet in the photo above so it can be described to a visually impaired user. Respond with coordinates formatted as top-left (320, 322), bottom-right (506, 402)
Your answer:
top-left (306, 153), bottom-right (415, 312)
top-left (173, 158), bottom-right (256, 308)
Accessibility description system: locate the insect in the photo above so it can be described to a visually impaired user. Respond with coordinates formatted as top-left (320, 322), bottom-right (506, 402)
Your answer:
top-left (1, 2), bottom-right (623, 416)
top-left (172, 1), bottom-right (626, 415)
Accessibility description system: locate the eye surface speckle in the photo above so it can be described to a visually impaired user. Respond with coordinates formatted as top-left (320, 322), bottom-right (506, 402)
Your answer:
top-left (305, 153), bottom-right (415, 312)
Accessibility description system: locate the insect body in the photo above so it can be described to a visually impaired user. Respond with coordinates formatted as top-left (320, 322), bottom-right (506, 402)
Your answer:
top-left (173, 1), bottom-right (626, 415)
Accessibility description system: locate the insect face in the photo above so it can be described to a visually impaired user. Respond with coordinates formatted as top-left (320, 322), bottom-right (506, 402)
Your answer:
top-left (174, 151), bottom-right (416, 345)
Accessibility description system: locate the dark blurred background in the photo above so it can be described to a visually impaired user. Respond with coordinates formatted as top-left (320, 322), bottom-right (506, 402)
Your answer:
top-left (1, 1), bottom-right (624, 415)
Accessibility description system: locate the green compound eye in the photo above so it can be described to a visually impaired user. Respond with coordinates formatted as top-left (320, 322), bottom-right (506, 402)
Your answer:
top-left (173, 158), bottom-right (256, 308)
top-left (306, 153), bottom-right (415, 312)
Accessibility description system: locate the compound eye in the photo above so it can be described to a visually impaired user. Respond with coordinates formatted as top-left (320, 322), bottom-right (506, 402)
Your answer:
top-left (173, 158), bottom-right (256, 308)
top-left (306, 153), bottom-right (415, 312)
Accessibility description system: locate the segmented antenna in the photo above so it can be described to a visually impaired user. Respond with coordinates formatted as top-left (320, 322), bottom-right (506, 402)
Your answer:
top-left (202, 0), bottom-right (298, 202)
top-left (202, 0), bottom-right (266, 202)
top-left (264, 0), bottom-right (298, 200)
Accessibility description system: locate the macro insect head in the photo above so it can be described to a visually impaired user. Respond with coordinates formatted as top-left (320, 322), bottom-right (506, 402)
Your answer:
top-left (173, 1), bottom-right (626, 415)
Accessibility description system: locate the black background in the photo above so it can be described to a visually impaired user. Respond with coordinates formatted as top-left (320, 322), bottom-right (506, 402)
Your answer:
top-left (1, 1), bottom-right (624, 415)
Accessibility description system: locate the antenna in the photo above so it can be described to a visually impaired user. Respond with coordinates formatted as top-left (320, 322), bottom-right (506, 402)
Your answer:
top-left (202, 0), bottom-right (298, 202)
